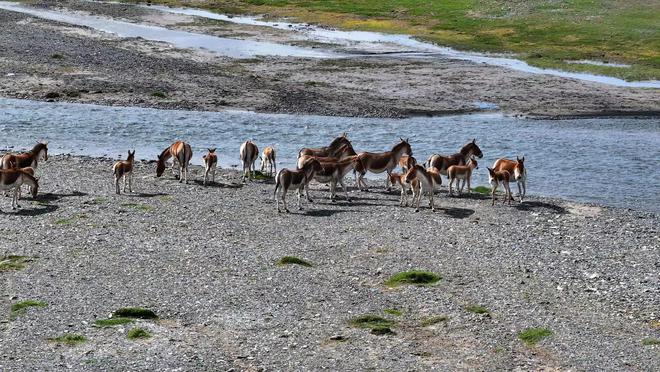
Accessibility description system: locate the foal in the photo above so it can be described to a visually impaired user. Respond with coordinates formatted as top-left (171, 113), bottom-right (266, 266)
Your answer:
top-left (274, 159), bottom-right (322, 213)
top-left (0, 168), bottom-right (39, 210)
top-left (239, 140), bottom-right (259, 181)
top-left (487, 167), bottom-right (512, 206)
top-left (447, 158), bottom-right (478, 196)
top-left (356, 138), bottom-right (412, 191)
top-left (493, 156), bottom-right (526, 202)
top-left (156, 141), bottom-right (193, 183)
top-left (112, 150), bottom-right (135, 194)
top-left (260, 146), bottom-right (276, 176)
top-left (202, 148), bottom-right (218, 186)
top-left (388, 171), bottom-right (415, 207)
top-left (404, 165), bottom-right (437, 212)
top-left (398, 155), bottom-right (417, 173)
top-left (311, 156), bottom-right (365, 203)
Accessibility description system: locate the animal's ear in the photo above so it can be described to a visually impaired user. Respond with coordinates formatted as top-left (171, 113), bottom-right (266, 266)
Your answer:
top-left (472, 138), bottom-right (476, 143)
top-left (157, 154), bottom-right (161, 160)
top-left (342, 132), bottom-right (347, 138)
top-left (209, 148), bottom-right (216, 153)
top-left (521, 156), bottom-right (525, 162)
top-left (405, 137), bottom-right (409, 143)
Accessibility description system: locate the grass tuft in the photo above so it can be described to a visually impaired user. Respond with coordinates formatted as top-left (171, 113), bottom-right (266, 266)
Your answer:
top-left (276, 256), bottom-right (312, 267)
top-left (473, 185), bottom-right (491, 195)
top-left (49, 334), bottom-right (86, 346)
top-left (384, 309), bottom-right (402, 316)
top-left (252, 171), bottom-right (272, 180)
top-left (0, 255), bottom-right (28, 271)
top-left (518, 327), bottom-right (553, 345)
top-left (385, 270), bottom-right (441, 287)
top-left (642, 338), bottom-right (660, 346)
top-left (420, 315), bottom-right (448, 327)
top-left (10, 300), bottom-right (47, 319)
top-left (121, 203), bottom-right (154, 212)
top-left (465, 305), bottom-right (489, 314)
top-left (127, 327), bottom-right (152, 340)
top-left (50, 53), bottom-right (64, 59)
top-left (349, 315), bottom-right (395, 329)
top-left (112, 307), bottom-right (158, 319)
top-left (370, 326), bottom-right (395, 335)
top-left (151, 91), bottom-right (167, 98)
top-left (94, 318), bottom-right (134, 328)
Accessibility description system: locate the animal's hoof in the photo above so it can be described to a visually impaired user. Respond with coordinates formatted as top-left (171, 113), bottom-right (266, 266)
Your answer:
top-left (285, 209), bottom-right (290, 213)
top-left (414, 209), bottom-right (420, 213)
top-left (347, 199), bottom-right (352, 203)
top-left (331, 199), bottom-right (336, 203)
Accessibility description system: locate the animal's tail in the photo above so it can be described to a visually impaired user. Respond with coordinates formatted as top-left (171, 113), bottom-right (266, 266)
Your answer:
top-left (425, 154), bottom-right (435, 169)
top-left (273, 170), bottom-right (281, 200)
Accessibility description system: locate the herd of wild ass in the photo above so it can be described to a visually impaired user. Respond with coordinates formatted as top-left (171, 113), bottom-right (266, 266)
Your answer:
top-left (0, 135), bottom-right (527, 212)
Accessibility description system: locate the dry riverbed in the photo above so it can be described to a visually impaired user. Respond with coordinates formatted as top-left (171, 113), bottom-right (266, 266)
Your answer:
top-left (0, 155), bottom-right (658, 370)
top-left (0, 0), bottom-right (658, 118)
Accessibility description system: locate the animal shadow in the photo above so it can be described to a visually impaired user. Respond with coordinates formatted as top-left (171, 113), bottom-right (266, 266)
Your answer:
top-left (1, 203), bottom-right (59, 216)
top-left (442, 207), bottom-right (475, 219)
top-left (126, 192), bottom-right (169, 198)
top-left (304, 209), bottom-right (346, 217)
top-left (515, 201), bottom-right (567, 214)
top-left (192, 180), bottom-right (243, 188)
top-left (38, 191), bottom-right (88, 202)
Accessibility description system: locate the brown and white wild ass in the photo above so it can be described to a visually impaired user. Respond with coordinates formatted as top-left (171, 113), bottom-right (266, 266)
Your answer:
top-left (112, 150), bottom-right (135, 194)
top-left (487, 167), bottom-right (512, 206)
top-left (0, 142), bottom-right (49, 170)
top-left (404, 165), bottom-right (439, 212)
top-left (202, 148), bottom-right (218, 186)
top-left (296, 142), bottom-right (357, 169)
top-left (274, 158), bottom-right (322, 213)
top-left (156, 141), bottom-right (193, 183)
top-left (388, 171), bottom-right (416, 207)
top-left (0, 168), bottom-right (39, 210)
top-left (447, 158), bottom-right (478, 196)
top-left (260, 146), bottom-right (276, 176)
top-left (425, 139), bottom-right (483, 180)
top-left (311, 156), bottom-right (365, 203)
top-left (356, 138), bottom-right (412, 191)
top-left (298, 133), bottom-right (352, 158)
top-left (492, 156), bottom-right (526, 202)
top-left (239, 140), bottom-right (259, 181)
top-left (398, 155), bottom-right (417, 173)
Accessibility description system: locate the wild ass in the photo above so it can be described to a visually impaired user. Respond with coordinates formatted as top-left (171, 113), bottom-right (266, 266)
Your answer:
top-left (404, 165), bottom-right (438, 212)
top-left (447, 158), bottom-right (478, 196)
top-left (0, 142), bottom-right (49, 170)
top-left (388, 171), bottom-right (416, 207)
top-left (425, 139), bottom-right (483, 178)
top-left (15, 167), bottom-right (35, 199)
top-left (239, 140), bottom-right (259, 181)
top-left (311, 156), bottom-right (365, 203)
top-left (298, 133), bottom-right (351, 158)
top-left (260, 146), bottom-right (276, 177)
top-left (202, 148), bottom-right (218, 186)
top-left (492, 156), bottom-right (526, 202)
top-left (296, 142), bottom-right (357, 169)
top-left (356, 138), bottom-right (412, 191)
top-left (398, 155), bottom-right (417, 173)
top-left (112, 150), bottom-right (135, 194)
top-left (274, 158), bottom-right (322, 213)
top-left (156, 141), bottom-right (193, 183)
top-left (0, 168), bottom-right (39, 210)
top-left (487, 167), bottom-right (512, 206)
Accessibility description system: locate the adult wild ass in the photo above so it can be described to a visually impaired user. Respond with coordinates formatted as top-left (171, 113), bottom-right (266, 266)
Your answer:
top-left (0, 168), bottom-right (39, 210)
top-left (311, 156), bottom-right (365, 203)
top-left (492, 156), bottom-right (526, 202)
top-left (356, 138), bottom-right (412, 191)
top-left (202, 148), bottom-right (218, 186)
top-left (239, 140), bottom-right (259, 181)
top-left (298, 133), bottom-right (351, 158)
top-left (447, 158), bottom-right (478, 196)
top-left (404, 165), bottom-right (439, 212)
top-left (274, 158), bottom-right (322, 213)
top-left (156, 141), bottom-right (193, 183)
top-left (112, 150), bottom-right (135, 194)
top-left (426, 139), bottom-right (483, 178)
top-left (296, 142), bottom-right (357, 169)
top-left (0, 142), bottom-right (49, 170)
top-left (260, 146), bottom-right (276, 176)
top-left (487, 167), bottom-right (513, 206)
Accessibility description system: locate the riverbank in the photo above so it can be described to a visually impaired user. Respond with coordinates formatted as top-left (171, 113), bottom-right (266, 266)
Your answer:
top-left (0, 1), bottom-right (659, 118)
top-left (1, 155), bottom-right (658, 370)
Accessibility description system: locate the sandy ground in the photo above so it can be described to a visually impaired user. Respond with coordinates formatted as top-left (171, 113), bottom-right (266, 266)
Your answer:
top-left (0, 1), bottom-right (658, 118)
top-left (0, 155), bottom-right (658, 371)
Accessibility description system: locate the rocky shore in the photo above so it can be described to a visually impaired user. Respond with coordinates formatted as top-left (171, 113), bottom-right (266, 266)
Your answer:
top-left (1, 155), bottom-right (658, 370)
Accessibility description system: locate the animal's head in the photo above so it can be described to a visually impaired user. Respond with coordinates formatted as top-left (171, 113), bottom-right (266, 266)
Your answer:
top-left (514, 156), bottom-right (525, 180)
top-left (397, 138), bottom-right (413, 156)
top-left (303, 158), bottom-right (323, 175)
top-left (127, 150), bottom-right (135, 161)
top-left (208, 148), bottom-right (216, 154)
top-left (406, 155), bottom-right (417, 169)
top-left (31, 177), bottom-right (39, 198)
top-left (487, 167), bottom-right (496, 184)
top-left (36, 141), bottom-right (49, 161)
top-left (156, 154), bottom-right (166, 177)
top-left (404, 165), bottom-right (419, 184)
top-left (463, 139), bottom-right (483, 159)
top-left (329, 133), bottom-right (351, 149)
top-left (351, 156), bottom-right (366, 175)
top-left (469, 157), bottom-right (478, 169)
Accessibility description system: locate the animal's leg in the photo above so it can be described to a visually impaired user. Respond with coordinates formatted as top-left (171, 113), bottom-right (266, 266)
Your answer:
top-left (340, 179), bottom-right (351, 202)
top-left (297, 187), bottom-right (303, 210)
top-left (305, 184), bottom-right (313, 203)
top-left (204, 167), bottom-right (209, 186)
top-left (448, 178), bottom-right (454, 196)
top-left (429, 189), bottom-right (435, 211)
top-left (385, 171), bottom-right (391, 192)
top-left (467, 177), bottom-right (471, 193)
top-left (400, 186), bottom-right (406, 206)
top-left (115, 176), bottom-right (120, 195)
top-left (12, 188), bottom-right (19, 209)
top-left (129, 172), bottom-right (133, 193)
top-left (330, 180), bottom-right (337, 202)
top-left (505, 182), bottom-right (512, 204)
top-left (459, 179), bottom-right (465, 194)
top-left (211, 167), bottom-right (216, 183)
top-left (521, 180), bottom-right (526, 202)
top-left (491, 184), bottom-right (497, 206)
top-left (282, 187), bottom-right (289, 213)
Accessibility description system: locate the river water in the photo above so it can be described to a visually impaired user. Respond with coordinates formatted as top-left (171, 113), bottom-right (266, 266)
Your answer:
top-left (1, 98), bottom-right (658, 212)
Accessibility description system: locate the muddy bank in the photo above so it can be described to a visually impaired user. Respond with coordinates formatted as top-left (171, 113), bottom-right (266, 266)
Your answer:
top-left (0, 1), bottom-right (658, 118)
top-left (0, 155), bottom-right (658, 370)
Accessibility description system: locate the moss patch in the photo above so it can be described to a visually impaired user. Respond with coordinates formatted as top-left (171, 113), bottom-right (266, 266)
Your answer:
top-left (94, 318), bottom-right (135, 328)
top-left (642, 338), bottom-right (660, 346)
top-left (465, 305), bottom-right (489, 314)
top-left (151, 91), bottom-right (167, 98)
top-left (252, 170), bottom-right (272, 180)
top-left (349, 315), bottom-right (395, 329)
top-left (276, 256), bottom-right (312, 267)
top-left (473, 185), bottom-right (492, 195)
top-left (112, 307), bottom-right (158, 319)
top-left (49, 334), bottom-right (87, 346)
top-left (121, 203), bottom-right (154, 212)
top-left (10, 300), bottom-right (47, 319)
top-left (385, 270), bottom-right (441, 287)
top-left (0, 255), bottom-right (28, 272)
top-left (127, 327), bottom-right (152, 340)
top-left (518, 327), bottom-right (553, 345)
top-left (384, 309), bottom-right (402, 316)
top-left (421, 315), bottom-right (448, 327)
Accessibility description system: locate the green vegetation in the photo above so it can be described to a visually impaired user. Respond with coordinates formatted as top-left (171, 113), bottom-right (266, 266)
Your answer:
top-left (276, 256), bottom-right (313, 267)
top-left (385, 270), bottom-right (441, 287)
top-left (55, 218), bottom-right (74, 225)
top-left (121, 203), bottom-right (154, 212)
top-left (0, 255), bottom-right (28, 271)
top-left (349, 315), bottom-right (396, 335)
top-left (465, 305), bottom-right (489, 314)
top-left (94, 318), bottom-right (135, 327)
top-left (252, 171), bottom-right (272, 180)
top-left (473, 186), bottom-right (492, 195)
top-left (151, 91), bottom-right (167, 98)
top-left (49, 334), bottom-right (87, 346)
top-left (50, 53), bottom-right (64, 59)
top-left (420, 315), bottom-right (448, 327)
top-left (384, 309), bottom-right (402, 316)
top-left (121, 0), bottom-right (660, 80)
top-left (642, 338), bottom-right (660, 346)
top-left (112, 307), bottom-right (158, 319)
top-left (10, 300), bottom-right (47, 319)
top-left (518, 327), bottom-right (553, 345)
top-left (127, 327), bottom-right (152, 340)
